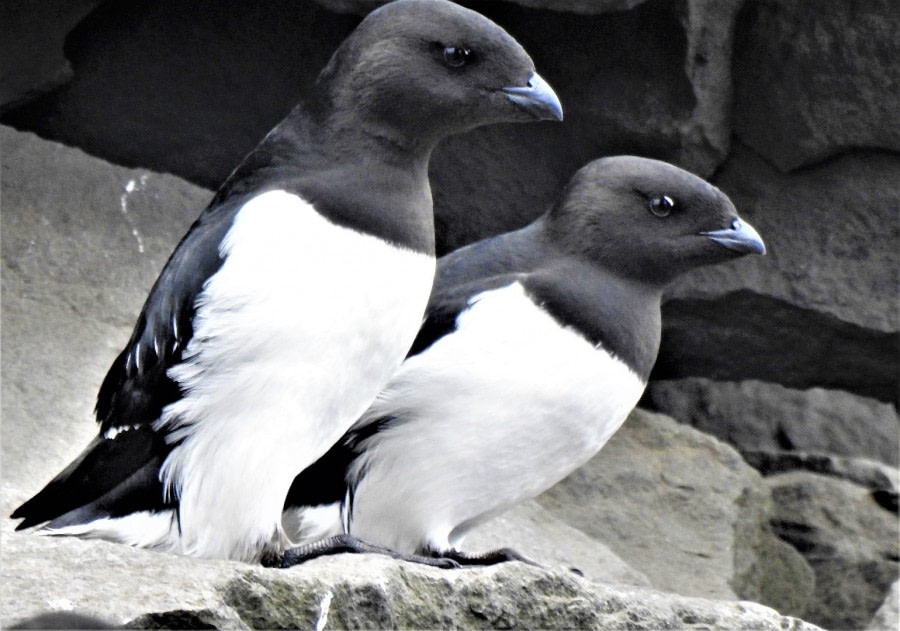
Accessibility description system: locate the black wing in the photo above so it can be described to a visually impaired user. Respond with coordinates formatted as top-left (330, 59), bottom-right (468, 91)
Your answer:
top-left (408, 273), bottom-right (523, 356)
top-left (94, 199), bottom-right (244, 433)
top-left (11, 197), bottom-right (247, 529)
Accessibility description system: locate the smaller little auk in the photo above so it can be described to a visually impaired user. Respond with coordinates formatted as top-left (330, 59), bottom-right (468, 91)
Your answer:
top-left (281, 155), bottom-right (766, 568)
top-left (10, 0), bottom-right (562, 564)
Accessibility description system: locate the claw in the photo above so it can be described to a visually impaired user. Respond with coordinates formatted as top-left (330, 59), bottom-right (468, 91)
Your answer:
top-left (275, 534), bottom-right (463, 569)
top-left (440, 546), bottom-right (541, 568)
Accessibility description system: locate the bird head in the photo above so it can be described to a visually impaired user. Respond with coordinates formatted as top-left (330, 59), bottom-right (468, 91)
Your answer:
top-left (548, 156), bottom-right (765, 286)
top-left (312, 0), bottom-right (562, 150)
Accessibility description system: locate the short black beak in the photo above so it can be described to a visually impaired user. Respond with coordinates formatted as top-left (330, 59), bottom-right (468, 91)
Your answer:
top-left (502, 72), bottom-right (563, 122)
top-left (701, 217), bottom-right (766, 255)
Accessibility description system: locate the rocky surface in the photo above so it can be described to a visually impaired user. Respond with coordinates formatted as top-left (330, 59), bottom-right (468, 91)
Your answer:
top-left (1, 126), bottom-right (208, 498)
top-left (464, 500), bottom-right (651, 586)
top-left (1, 531), bottom-right (821, 630)
top-left (869, 580), bottom-right (899, 631)
top-left (646, 378), bottom-right (900, 466)
top-left (312, 0), bottom-right (656, 15)
top-left (654, 146), bottom-right (900, 405)
top-left (765, 471), bottom-right (900, 630)
top-left (536, 409), bottom-right (814, 617)
top-left (742, 451), bottom-right (900, 498)
top-left (0, 0), bottom-right (102, 112)
top-left (732, 0), bottom-right (900, 171)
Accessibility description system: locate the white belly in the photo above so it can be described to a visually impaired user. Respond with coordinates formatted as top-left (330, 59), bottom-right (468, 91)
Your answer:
top-left (157, 190), bottom-right (435, 561)
top-left (347, 281), bottom-right (646, 554)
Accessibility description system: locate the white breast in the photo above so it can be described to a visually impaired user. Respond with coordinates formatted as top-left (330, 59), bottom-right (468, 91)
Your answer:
top-left (157, 190), bottom-right (435, 561)
top-left (347, 281), bottom-right (646, 554)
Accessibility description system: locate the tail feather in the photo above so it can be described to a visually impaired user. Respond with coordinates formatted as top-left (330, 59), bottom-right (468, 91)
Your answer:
top-left (11, 426), bottom-right (168, 530)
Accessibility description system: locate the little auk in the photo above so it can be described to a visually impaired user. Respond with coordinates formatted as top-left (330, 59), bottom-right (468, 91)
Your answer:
top-left (280, 155), bottom-right (766, 567)
top-left (11, 0), bottom-right (563, 564)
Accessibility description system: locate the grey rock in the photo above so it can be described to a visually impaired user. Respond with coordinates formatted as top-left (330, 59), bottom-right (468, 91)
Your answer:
top-left (465, 500), bottom-right (651, 587)
top-left (732, 0), bottom-right (900, 171)
top-left (742, 450), bottom-right (900, 497)
top-left (868, 579), bottom-right (899, 631)
top-left (7, 611), bottom-right (118, 629)
top-left (1, 1), bottom-right (360, 191)
top-left (536, 408), bottom-right (815, 616)
top-left (1, 523), bottom-right (823, 630)
top-left (656, 146), bottom-right (900, 405)
top-left (312, 0), bottom-right (653, 16)
top-left (679, 0), bottom-right (745, 175)
top-left (766, 471), bottom-right (900, 630)
top-left (0, 0), bottom-right (102, 112)
top-left (309, 0), bottom-right (385, 14)
top-left (1, 125), bottom-right (211, 498)
top-left (1, 521), bottom-right (245, 629)
top-left (646, 378), bottom-right (900, 466)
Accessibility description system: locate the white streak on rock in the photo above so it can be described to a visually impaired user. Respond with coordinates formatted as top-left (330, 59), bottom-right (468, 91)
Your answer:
top-left (315, 591), bottom-right (333, 631)
top-left (119, 175), bottom-right (148, 253)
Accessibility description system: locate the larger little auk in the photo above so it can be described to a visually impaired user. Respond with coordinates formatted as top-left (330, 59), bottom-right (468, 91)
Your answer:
top-left (10, 0), bottom-right (563, 563)
top-left (281, 156), bottom-right (766, 567)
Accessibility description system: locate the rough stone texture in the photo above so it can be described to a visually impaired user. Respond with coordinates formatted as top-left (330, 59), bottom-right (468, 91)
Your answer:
top-left (536, 409), bottom-right (815, 617)
top-left (743, 451), bottom-right (900, 497)
top-left (1, 529), bottom-right (822, 630)
top-left (868, 579), bottom-right (899, 631)
top-left (732, 0), bottom-right (900, 171)
top-left (680, 0), bottom-right (744, 175)
top-left (0, 0), bottom-right (102, 112)
top-left (312, 0), bottom-right (653, 15)
top-left (465, 500), bottom-right (651, 586)
top-left (645, 378), bottom-right (900, 466)
top-left (655, 147), bottom-right (900, 405)
top-left (766, 471), bottom-right (900, 631)
top-left (0, 0), bottom-right (359, 194)
top-left (1, 126), bottom-right (211, 499)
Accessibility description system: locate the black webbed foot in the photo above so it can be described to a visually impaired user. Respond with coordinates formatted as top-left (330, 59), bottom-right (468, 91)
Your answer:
top-left (438, 546), bottom-right (541, 568)
top-left (272, 534), bottom-right (461, 569)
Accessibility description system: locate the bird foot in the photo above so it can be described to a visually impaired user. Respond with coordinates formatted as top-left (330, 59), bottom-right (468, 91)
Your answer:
top-left (438, 546), bottom-right (541, 568)
top-left (270, 534), bottom-right (460, 569)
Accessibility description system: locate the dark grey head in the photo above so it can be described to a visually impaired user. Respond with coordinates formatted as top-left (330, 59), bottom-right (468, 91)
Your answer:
top-left (311, 0), bottom-right (562, 148)
top-left (547, 156), bottom-right (765, 285)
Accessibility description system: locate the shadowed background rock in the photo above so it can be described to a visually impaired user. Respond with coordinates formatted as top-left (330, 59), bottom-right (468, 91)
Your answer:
top-left (1, 0), bottom-right (897, 629)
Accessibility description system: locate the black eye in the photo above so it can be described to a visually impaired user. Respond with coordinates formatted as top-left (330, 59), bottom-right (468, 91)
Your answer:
top-left (443, 45), bottom-right (473, 68)
top-left (649, 195), bottom-right (675, 218)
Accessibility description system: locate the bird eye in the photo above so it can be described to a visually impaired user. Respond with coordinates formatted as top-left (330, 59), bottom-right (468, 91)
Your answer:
top-left (443, 46), bottom-right (473, 68)
top-left (649, 195), bottom-right (675, 218)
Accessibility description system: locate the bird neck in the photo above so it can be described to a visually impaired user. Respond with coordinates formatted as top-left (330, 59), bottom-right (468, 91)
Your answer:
top-left (529, 258), bottom-right (663, 380)
top-left (436, 218), bottom-right (555, 285)
top-left (208, 103), bottom-right (437, 255)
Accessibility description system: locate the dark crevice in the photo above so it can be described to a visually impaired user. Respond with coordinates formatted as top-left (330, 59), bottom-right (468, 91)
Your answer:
top-left (774, 425), bottom-right (796, 451)
top-left (654, 290), bottom-right (900, 406)
top-left (871, 490), bottom-right (899, 515)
